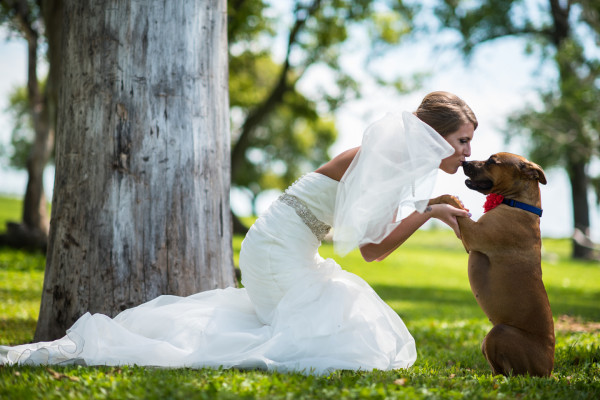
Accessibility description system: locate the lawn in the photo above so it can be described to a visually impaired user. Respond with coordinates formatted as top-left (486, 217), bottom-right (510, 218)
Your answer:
top-left (0, 196), bottom-right (599, 399)
top-left (0, 196), bottom-right (23, 230)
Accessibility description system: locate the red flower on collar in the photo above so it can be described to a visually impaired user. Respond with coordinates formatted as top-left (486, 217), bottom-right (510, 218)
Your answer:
top-left (483, 193), bottom-right (504, 213)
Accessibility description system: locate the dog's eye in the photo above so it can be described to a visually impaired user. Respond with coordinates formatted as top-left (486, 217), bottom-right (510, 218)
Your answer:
top-left (485, 158), bottom-right (496, 165)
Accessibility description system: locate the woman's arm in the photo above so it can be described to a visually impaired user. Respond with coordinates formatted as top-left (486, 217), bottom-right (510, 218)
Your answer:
top-left (314, 147), bottom-right (360, 181)
top-left (315, 146), bottom-right (469, 262)
top-left (359, 204), bottom-right (470, 262)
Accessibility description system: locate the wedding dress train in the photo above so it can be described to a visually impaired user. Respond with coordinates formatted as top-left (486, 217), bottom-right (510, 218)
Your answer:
top-left (1, 172), bottom-right (417, 374)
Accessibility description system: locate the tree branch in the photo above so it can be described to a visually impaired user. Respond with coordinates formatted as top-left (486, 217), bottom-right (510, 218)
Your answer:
top-left (2, 0), bottom-right (38, 42)
top-left (230, 0), bottom-right (322, 181)
top-left (461, 26), bottom-right (554, 56)
top-left (549, 0), bottom-right (571, 46)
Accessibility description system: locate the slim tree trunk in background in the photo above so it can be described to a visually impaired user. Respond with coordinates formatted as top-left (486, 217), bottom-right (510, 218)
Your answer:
top-left (35, 0), bottom-right (234, 341)
top-left (0, 0), bottom-right (56, 250)
top-left (548, 0), bottom-right (595, 260)
top-left (569, 161), bottom-right (593, 259)
top-left (20, 20), bottom-right (52, 247)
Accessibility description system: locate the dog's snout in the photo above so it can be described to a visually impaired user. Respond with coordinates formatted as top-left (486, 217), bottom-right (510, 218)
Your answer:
top-left (462, 161), bottom-right (474, 174)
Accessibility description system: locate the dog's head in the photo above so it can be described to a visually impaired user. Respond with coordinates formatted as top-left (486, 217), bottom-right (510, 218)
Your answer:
top-left (462, 152), bottom-right (547, 196)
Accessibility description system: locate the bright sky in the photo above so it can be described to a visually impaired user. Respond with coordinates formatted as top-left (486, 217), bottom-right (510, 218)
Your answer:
top-left (0, 6), bottom-right (598, 241)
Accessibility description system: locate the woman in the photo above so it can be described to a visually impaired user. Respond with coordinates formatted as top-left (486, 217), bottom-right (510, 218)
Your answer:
top-left (1, 91), bottom-right (476, 374)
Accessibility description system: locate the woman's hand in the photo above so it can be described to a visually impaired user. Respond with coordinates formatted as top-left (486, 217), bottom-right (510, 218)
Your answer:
top-left (360, 197), bottom-right (471, 262)
top-left (428, 203), bottom-right (471, 239)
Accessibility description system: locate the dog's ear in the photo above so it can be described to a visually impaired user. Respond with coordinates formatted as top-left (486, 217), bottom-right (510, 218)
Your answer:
top-left (522, 161), bottom-right (547, 185)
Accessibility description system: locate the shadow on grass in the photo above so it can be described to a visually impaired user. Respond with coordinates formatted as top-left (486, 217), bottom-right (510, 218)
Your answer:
top-left (0, 317), bottom-right (37, 345)
top-left (0, 287), bottom-right (42, 302)
top-left (373, 284), bottom-right (600, 322)
top-left (373, 284), bottom-right (483, 321)
top-left (0, 247), bottom-right (46, 271)
top-left (546, 287), bottom-right (600, 321)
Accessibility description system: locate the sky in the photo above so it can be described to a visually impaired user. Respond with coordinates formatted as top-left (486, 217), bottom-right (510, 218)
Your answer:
top-left (0, 4), bottom-right (598, 241)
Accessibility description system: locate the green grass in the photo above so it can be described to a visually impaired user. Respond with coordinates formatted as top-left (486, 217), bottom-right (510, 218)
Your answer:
top-left (1, 200), bottom-right (599, 399)
top-left (0, 196), bottom-right (23, 230)
top-left (0, 248), bottom-right (45, 345)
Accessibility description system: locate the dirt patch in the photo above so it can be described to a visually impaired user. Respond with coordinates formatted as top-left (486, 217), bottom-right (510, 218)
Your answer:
top-left (555, 315), bottom-right (600, 333)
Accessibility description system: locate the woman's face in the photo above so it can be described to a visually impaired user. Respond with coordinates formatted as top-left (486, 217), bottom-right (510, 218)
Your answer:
top-left (439, 122), bottom-right (475, 174)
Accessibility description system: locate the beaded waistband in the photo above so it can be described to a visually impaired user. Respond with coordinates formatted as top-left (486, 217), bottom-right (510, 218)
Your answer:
top-left (278, 193), bottom-right (332, 241)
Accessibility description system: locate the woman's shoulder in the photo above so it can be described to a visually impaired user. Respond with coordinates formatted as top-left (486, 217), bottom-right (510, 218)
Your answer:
top-left (314, 147), bottom-right (360, 181)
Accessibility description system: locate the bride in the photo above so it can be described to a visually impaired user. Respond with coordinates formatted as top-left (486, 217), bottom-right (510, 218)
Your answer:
top-left (1, 91), bottom-right (477, 374)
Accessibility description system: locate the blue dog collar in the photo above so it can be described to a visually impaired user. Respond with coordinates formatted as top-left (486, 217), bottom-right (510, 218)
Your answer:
top-left (502, 198), bottom-right (543, 217)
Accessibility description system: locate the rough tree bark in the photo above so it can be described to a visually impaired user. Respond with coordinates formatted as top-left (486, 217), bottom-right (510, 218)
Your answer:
top-left (35, 0), bottom-right (235, 341)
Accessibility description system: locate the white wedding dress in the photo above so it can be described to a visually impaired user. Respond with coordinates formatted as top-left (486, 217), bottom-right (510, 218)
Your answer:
top-left (0, 172), bottom-right (417, 374)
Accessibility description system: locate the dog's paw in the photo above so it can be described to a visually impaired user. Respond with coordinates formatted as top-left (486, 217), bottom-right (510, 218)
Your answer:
top-left (429, 194), bottom-right (467, 211)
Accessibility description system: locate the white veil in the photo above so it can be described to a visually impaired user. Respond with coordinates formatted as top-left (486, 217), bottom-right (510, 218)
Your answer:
top-left (333, 111), bottom-right (455, 256)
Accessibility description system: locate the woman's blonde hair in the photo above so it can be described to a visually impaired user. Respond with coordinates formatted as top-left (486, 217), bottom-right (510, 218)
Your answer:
top-left (415, 91), bottom-right (478, 137)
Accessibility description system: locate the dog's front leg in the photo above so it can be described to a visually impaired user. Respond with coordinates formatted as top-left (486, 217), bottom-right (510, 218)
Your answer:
top-left (429, 195), bottom-right (474, 252)
top-left (428, 195), bottom-right (502, 254)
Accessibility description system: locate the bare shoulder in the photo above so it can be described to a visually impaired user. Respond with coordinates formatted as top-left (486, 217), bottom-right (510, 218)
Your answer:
top-left (314, 147), bottom-right (360, 182)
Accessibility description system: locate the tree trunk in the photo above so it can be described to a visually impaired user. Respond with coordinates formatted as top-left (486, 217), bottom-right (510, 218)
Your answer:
top-left (0, 0), bottom-right (56, 251)
top-left (549, 0), bottom-right (595, 260)
top-left (20, 29), bottom-right (52, 249)
top-left (22, 17), bottom-right (51, 237)
top-left (35, 0), bottom-right (234, 341)
top-left (568, 161), bottom-right (594, 260)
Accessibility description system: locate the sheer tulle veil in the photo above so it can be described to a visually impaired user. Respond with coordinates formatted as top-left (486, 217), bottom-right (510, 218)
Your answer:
top-left (333, 111), bottom-right (454, 256)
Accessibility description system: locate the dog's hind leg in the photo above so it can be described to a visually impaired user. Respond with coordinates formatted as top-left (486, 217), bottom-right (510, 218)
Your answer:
top-left (481, 324), bottom-right (553, 377)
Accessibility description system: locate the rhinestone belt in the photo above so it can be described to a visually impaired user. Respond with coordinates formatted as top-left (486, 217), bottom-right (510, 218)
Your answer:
top-left (278, 193), bottom-right (332, 241)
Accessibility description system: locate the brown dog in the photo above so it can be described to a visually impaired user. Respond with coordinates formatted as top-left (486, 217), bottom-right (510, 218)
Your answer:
top-left (430, 152), bottom-right (555, 377)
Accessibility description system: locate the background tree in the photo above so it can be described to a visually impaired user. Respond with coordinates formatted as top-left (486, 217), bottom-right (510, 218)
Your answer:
top-left (434, 0), bottom-right (600, 259)
top-left (0, 0), bottom-right (60, 251)
top-left (227, 0), bottom-right (420, 229)
top-left (35, 0), bottom-right (234, 340)
top-left (2, 0), bottom-right (422, 235)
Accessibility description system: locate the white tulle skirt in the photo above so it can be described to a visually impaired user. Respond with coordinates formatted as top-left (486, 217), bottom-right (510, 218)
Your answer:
top-left (0, 193), bottom-right (417, 374)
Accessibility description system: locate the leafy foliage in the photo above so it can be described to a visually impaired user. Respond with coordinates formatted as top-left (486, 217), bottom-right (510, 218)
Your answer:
top-left (0, 0), bottom-right (43, 36)
top-left (432, 0), bottom-right (600, 259)
top-left (433, 0), bottom-right (600, 170)
top-left (0, 1), bottom-right (48, 171)
top-left (2, 1), bottom-right (423, 214)
top-left (227, 0), bottom-right (420, 208)
top-left (508, 38), bottom-right (600, 172)
top-left (1, 83), bottom-right (52, 169)
top-left (229, 50), bottom-right (337, 205)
